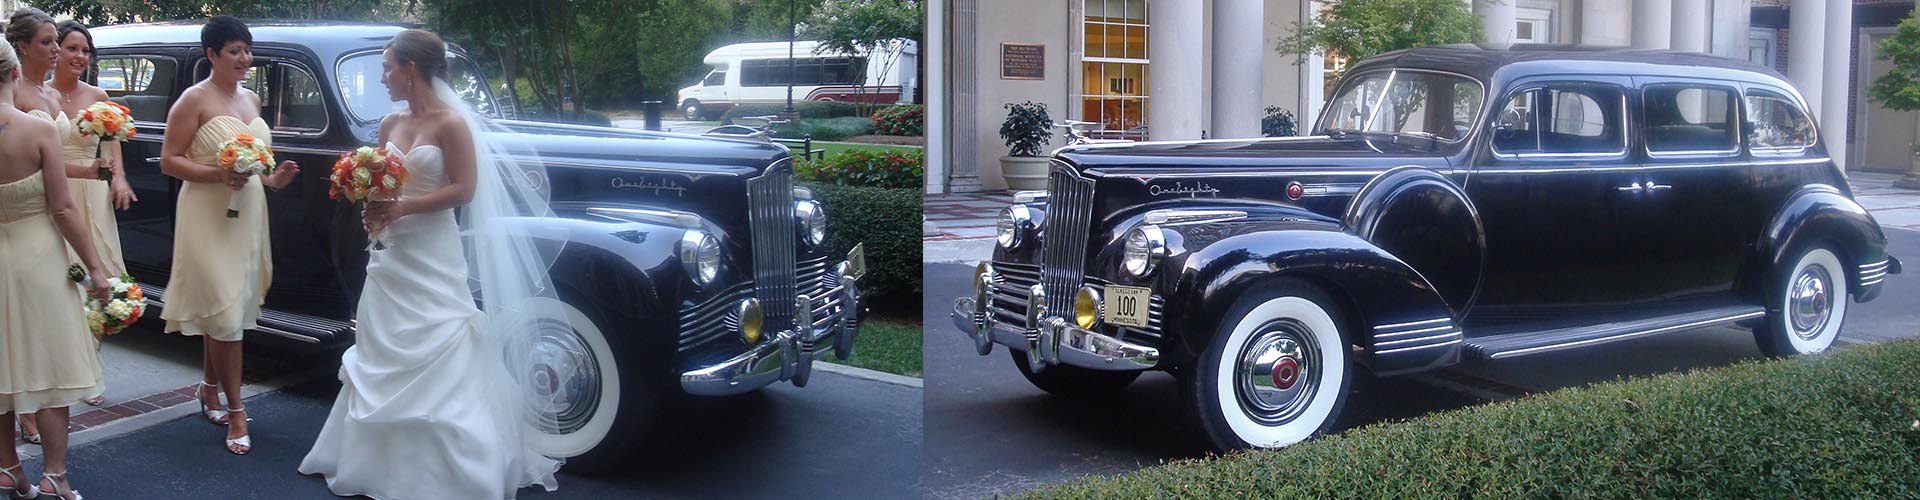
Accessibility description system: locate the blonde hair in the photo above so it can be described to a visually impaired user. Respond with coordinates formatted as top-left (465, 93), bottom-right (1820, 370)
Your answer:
top-left (0, 39), bottom-right (17, 84)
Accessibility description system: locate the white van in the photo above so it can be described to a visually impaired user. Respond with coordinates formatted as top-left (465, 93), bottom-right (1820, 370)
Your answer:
top-left (676, 39), bottom-right (919, 120)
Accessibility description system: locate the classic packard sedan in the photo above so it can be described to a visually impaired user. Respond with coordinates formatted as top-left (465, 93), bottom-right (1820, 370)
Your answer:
top-left (951, 45), bottom-right (1898, 451)
top-left (93, 21), bottom-right (865, 470)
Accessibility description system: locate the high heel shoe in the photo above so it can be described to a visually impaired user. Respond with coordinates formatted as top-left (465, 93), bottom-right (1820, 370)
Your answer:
top-left (36, 473), bottom-right (76, 500)
top-left (224, 407), bottom-right (252, 456)
top-left (15, 418), bottom-right (37, 446)
top-left (197, 381), bottom-right (229, 425)
top-left (1, 464), bottom-right (37, 499)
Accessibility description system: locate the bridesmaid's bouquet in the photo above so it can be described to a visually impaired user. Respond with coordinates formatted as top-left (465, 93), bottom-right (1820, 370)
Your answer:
top-left (68, 265), bottom-right (145, 335)
top-left (218, 133), bottom-right (275, 218)
top-left (74, 101), bottom-right (136, 181)
top-left (329, 146), bottom-right (409, 250)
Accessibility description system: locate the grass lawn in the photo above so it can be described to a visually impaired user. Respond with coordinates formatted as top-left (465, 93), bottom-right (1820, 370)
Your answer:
top-left (827, 318), bottom-right (922, 378)
top-left (1023, 338), bottom-right (1920, 498)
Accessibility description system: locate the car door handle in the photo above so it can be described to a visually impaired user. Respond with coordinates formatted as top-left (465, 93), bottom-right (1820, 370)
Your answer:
top-left (145, 157), bottom-right (162, 164)
top-left (1617, 181), bottom-right (1671, 192)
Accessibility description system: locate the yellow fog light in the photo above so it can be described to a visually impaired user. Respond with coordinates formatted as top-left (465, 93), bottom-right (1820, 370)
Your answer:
top-left (973, 262), bottom-right (993, 295)
top-left (736, 298), bottom-right (764, 344)
top-left (1073, 286), bottom-right (1101, 329)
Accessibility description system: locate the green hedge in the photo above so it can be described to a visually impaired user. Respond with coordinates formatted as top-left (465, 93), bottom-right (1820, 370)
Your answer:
top-left (1024, 339), bottom-right (1920, 498)
top-left (774, 116), bottom-right (873, 142)
top-left (795, 148), bottom-right (923, 189)
top-left (804, 183), bottom-right (921, 315)
top-left (720, 101), bottom-right (868, 123)
top-left (870, 104), bottom-right (924, 136)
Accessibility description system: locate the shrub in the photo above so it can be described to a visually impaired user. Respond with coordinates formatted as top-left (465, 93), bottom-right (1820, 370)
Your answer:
top-left (870, 104), bottom-right (925, 136)
top-left (773, 116), bottom-right (873, 141)
top-left (720, 101), bottom-right (867, 124)
top-left (1000, 101), bottom-right (1052, 157)
top-left (795, 148), bottom-right (923, 189)
top-left (1261, 106), bottom-right (1297, 137)
top-left (801, 183), bottom-right (922, 314)
top-left (1023, 338), bottom-right (1920, 499)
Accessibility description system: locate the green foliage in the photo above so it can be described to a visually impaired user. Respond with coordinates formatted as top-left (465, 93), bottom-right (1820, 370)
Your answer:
top-left (800, 0), bottom-right (921, 115)
top-left (1023, 338), bottom-right (1920, 498)
top-left (774, 116), bottom-right (872, 141)
top-left (733, 0), bottom-right (825, 41)
top-left (869, 104), bottom-right (923, 136)
top-left (794, 147), bottom-right (922, 188)
top-left (633, 0), bottom-right (733, 101)
top-left (720, 101), bottom-right (868, 122)
top-left (1262, 106), bottom-right (1298, 137)
top-left (1277, 0), bottom-right (1484, 71)
top-left (30, 0), bottom-right (414, 24)
top-left (999, 101), bottom-right (1052, 157)
top-left (834, 319), bottom-right (921, 377)
top-left (1871, 14), bottom-right (1920, 114)
top-left (800, 182), bottom-right (921, 312)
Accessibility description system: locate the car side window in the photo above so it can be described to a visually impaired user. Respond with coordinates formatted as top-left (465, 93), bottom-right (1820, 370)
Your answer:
top-left (1644, 84), bottom-right (1738, 154)
top-left (703, 70), bottom-right (726, 87)
top-left (1491, 84), bottom-right (1625, 157)
top-left (94, 56), bottom-right (176, 125)
top-left (274, 63), bottom-right (327, 134)
top-left (1745, 90), bottom-right (1816, 153)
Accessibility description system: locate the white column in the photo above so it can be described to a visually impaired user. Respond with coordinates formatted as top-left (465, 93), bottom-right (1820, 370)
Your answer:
top-left (1708, 0), bottom-right (1754, 59)
top-left (1582, 0), bottom-right (1632, 46)
top-left (1632, 0), bottom-right (1673, 49)
top-left (1788, 0), bottom-right (1826, 120)
top-left (926, 0), bottom-right (946, 193)
top-left (1211, 0), bottom-right (1264, 139)
top-left (1297, 0), bottom-right (1325, 134)
top-left (1671, 0), bottom-right (1710, 52)
top-left (1149, 0), bottom-right (1205, 140)
top-left (1474, 0), bottom-right (1517, 45)
top-left (1821, 0), bottom-right (1852, 169)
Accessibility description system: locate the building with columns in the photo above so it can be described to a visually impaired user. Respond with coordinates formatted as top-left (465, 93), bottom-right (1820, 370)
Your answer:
top-left (927, 0), bottom-right (1920, 193)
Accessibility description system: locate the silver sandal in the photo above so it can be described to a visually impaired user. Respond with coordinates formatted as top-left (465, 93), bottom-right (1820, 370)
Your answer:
top-left (1, 464), bottom-right (37, 499)
top-left (36, 472), bottom-right (76, 500)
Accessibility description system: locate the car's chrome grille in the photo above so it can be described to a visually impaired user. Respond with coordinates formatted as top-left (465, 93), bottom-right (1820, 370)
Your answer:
top-left (748, 161), bottom-right (797, 333)
top-left (1039, 164), bottom-right (1095, 320)
top-left (989, 262), bottom-right (1162, 342)
top-left (678, 282), bottom-right (755, 351)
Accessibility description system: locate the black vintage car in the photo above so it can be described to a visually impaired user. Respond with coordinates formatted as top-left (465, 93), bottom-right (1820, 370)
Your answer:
top-left (951, 45), bottom-right (1899, 451)
top-left (92, 21), bottom-right (865, 469)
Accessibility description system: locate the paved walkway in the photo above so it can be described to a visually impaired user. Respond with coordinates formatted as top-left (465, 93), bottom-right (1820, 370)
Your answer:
top-left (925, 170), bottom-right (1920, 263)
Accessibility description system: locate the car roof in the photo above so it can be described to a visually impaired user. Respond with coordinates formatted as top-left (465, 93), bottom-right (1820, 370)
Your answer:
top-left (91, 20), bottom-right (415, 63)
top-left (1349, 44), bottom-right (1801, 98)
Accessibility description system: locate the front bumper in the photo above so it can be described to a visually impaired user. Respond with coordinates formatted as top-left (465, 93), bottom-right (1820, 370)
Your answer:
top-left (949, 295), bottom-right (1159, 372)
top-left (680, 265), bottom-right (864, 396)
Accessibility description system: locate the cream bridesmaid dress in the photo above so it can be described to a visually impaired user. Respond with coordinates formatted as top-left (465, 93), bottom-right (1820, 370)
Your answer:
top-left (0, 167), bottom-right (105, 413)
top-left (160, 115), bottom-right (273, 341)
top-left (55, 107), bottom-right (126, 278)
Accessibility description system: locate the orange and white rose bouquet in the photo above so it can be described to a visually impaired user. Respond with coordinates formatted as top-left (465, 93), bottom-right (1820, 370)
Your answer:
top-left (73, 101), bottom-right (136, 181)
top-left (329, 146), bottom-right (409, 249)
top-left (218, 133), bottom-right (275, 218)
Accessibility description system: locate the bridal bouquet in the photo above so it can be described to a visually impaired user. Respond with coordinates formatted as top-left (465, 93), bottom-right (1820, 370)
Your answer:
top-left (74, 101), bottom-right (136, 181)
top-left (218, 133), bottom-right (275, 218)
top-left (329, 146), bottom-right (409, 249)
top-left (67, 265), bottom-right (145, 335)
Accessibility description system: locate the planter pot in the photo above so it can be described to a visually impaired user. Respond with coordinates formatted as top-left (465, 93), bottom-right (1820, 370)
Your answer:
top-left (1897, 156), bottom-right (1920, 190)
top-left (1001, 155), bottom-right (1051, 191)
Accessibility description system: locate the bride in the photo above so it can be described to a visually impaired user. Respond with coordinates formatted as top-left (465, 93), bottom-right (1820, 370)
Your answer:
top-left (297, 29), bottom-right (566, 499)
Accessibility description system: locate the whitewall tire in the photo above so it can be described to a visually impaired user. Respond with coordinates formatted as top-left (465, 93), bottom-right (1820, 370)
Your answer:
top-left (1756, 243), bottom-right (1848, 357)
top-left (1186, 280), bottom-right (1352, 450)
top-left (515, 296), bottom-right (623, 459)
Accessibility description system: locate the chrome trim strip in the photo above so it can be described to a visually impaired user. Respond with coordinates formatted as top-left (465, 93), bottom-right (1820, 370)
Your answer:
top-left (1142, 209), bottom-right (1248, 226)
top-left (1373, 324), bottom-right (1455, 340)
top-left (1372, 331), bottom-right (1462, 349)
top-left (1472, 157), bottom-right (1826, 175)
top-left (1374, 338), bottom-right (1463, 355)
top-left (1373, 318), bottom-right (1451, 330)
top-left (254, 325), bottom-right (323, 344)
top-left (585, 207), bottom-right (704, 228)
top-left (1488, 311), bottom-right (1766, 359)
top-left (1090, 168), bottom-right (1394, 178)
top-left (269, 144), bottom-right (353, 156)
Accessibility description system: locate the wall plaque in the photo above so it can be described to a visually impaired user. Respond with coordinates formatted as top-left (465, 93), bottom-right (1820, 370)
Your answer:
top-left (1001, 43), bottom-right (1045, 80)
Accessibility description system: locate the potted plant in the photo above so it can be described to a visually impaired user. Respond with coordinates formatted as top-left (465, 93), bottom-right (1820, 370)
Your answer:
top-left (999, 101), bottom-right (1053, 190)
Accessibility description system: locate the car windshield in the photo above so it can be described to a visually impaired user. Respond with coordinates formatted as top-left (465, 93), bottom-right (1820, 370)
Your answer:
top-left (337, 51), bottom-right (498, 122)
top-left (1317, 70), bottom-right (1484, 142)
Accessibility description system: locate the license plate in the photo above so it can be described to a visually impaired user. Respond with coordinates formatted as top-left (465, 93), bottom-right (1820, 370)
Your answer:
top-left (846, 243), bottom-right (867, 280)
top-left (1103, 285), bottom-right (1151, 328)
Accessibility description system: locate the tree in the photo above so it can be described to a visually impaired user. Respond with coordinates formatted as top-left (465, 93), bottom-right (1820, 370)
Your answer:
top-left (32, 0), bottom-right (410, 24)
top-left (1277, 0), bottom-right (1484, 76)
top-left (634, 0), bottom-right (733, 101)
top-left (734, 0), bottom-right (824, 41)
top-left (800, 0), bottom-right (920, 115)
top-left (1868, 14), bottom-right (1920, 188)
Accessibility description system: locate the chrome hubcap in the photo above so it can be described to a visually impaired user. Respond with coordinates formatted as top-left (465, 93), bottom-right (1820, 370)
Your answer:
top-left (1789, 265), bottom-right (1833, 340)
top-left (1236, 320), bottom-right (1320, 425)
top-left (527, 319), bottom-right (600, 434)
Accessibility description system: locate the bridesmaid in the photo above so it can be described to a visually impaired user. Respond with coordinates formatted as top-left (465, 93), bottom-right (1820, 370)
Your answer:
top-left (6, 6), bottom-right (63, 451)
top-left (157, 15), bottom-right (298, 456)
top-left (0, 35), bottom-right (113, 500)
top-left (52, 20), bottom-right (132, 409)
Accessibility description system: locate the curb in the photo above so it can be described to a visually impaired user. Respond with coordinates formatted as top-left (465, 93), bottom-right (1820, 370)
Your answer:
top-left (816, 361), bottom-right (923, 389)
top-left (13, 363), bottom-right (334, 460)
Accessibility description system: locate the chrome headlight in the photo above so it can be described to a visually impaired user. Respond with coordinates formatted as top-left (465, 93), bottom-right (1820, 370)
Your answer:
top-left (796, 199), bottom-right (827, 247)
top-left (1122, 225), bottom-right (1167, 278)
top-left (679, 229), bottom-right (722, 286)
top-left (997, 204), bottom-right (1036, 250)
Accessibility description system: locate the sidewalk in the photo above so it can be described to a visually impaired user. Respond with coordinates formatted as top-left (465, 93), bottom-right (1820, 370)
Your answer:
top-left (923, 170), bottom-right (1920, 264)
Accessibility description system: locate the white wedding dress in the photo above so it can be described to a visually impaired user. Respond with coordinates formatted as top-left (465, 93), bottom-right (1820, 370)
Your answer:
top-left (298, 144), bottom-right (559, 499)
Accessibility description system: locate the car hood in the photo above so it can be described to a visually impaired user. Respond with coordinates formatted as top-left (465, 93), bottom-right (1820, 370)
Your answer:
top-left (1054, 135), bottom-right (1447, 175)
top-left (493, 120), bottom-right (787, 176)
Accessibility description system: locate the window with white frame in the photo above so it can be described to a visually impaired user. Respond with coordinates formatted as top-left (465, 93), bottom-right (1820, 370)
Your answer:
top-left (1082, 0), bottom-right (1149, 140)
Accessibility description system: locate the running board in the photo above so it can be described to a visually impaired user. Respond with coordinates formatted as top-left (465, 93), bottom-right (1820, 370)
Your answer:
top-left (1463, 305), bottom-right (1766, 360)
top-left (140, 283), bottom-right (354, 344)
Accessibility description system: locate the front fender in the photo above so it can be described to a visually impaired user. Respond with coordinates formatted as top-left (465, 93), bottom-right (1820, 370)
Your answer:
top-left (1755, 185), bottom-right (1892, 301)
top-left (1111, 206), bottom-right (1461, 375)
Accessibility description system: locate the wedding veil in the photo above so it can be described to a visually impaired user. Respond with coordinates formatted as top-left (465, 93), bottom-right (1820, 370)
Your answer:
top-left (432, 77), bottom-right (568, 488)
